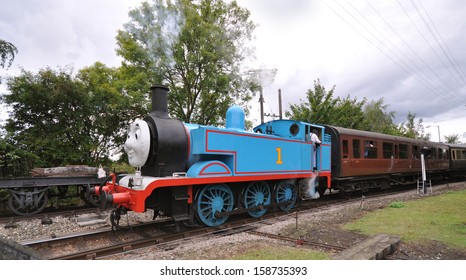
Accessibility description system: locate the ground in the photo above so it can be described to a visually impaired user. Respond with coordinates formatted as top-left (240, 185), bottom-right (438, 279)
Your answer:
top-left (108, 182), bottom-right (466, 260)
top-left (276, 184), bottom-right (466, 260)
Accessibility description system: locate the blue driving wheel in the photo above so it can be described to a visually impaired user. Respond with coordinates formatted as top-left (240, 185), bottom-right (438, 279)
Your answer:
top-left (275, 180), bottom-right (297, 212)
top-left (195, 184), bottom-right (234, 227)
top-left (243, 181), bottom-right (271, 218)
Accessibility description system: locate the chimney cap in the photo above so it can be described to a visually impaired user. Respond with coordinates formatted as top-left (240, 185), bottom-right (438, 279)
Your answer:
top-left (150, 84), bottom-right (169, 90)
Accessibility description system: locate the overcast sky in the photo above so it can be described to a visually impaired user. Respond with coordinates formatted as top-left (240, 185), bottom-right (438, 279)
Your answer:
top-left (1, 0), bottom-right (465, 141)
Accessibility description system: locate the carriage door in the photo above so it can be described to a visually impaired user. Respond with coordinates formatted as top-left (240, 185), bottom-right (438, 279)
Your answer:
top-left (306, 125), bottom-right (320, 171)
top-left (394, 144), bottom-right (399, 172)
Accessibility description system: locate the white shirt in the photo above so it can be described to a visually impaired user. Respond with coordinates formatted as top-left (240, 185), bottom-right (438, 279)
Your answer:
top-left (310, 133), bottom-right (321, 144)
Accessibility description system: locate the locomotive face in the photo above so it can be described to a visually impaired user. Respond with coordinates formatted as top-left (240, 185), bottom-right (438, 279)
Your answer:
top-left (124, 120), bottom-right (151, 167)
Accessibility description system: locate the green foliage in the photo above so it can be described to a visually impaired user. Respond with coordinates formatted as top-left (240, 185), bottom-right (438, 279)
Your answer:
top-left (3, 67), bottom-right (93, 167)
top-left (444, 134), bottom-right (461, 144)
top-left (78, 62), bottom-right (149, 160)
top-left (286, 79), bottom-right (367, 129)
top-left (0, 39), bottom-right (18, 69)
top-left (109, 161), bottom-right (135, 174)
top-left (0, 132), bottom-right (37, 177)
top-left (286, 79), bottom-right (337, 125)
top-left (1, 64), bottom-right (142, 171)
top-left (345, 190), bottom-right (466, 248)
top-left (389, 201), bottom-right (405, 208)
top-left (363, 98), bottom-right (398, 134)
top-left (116, 0), bottom-right (257, 126)
top-left (397, 112), bottom-right (430, 140)
top-left (0, 39), bottom-right (18, 84)
top-left (286, 79), bottom-right (431, 140)
top-left (334, 95), bottom-right (367, 129)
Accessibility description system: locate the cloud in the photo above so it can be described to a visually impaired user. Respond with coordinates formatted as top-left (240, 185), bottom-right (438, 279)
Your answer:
top-left (1, 0), bottom-right (465, 140)
top-left (238, 0), bottom-right (466, 140)
top-left (0, 0), bottom-right (141, 72)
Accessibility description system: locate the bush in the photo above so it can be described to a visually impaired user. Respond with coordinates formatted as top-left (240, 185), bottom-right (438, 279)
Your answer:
top-left (389, 201), bottom-right (405, 208)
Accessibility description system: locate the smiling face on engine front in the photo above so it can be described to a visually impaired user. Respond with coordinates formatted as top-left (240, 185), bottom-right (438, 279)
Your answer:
top-left (124, 119), bottom-right (151, 168)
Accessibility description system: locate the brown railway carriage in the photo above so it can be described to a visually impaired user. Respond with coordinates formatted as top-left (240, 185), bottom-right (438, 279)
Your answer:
top-left (323, 125), bottom-right (450, 192)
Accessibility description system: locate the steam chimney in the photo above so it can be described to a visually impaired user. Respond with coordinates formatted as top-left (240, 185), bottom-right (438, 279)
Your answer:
top-left (150, 85), bottom-right (169, 118)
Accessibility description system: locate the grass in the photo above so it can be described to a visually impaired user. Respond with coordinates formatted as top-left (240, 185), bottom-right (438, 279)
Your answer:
top-left (344, 190), bottom-right (466, 248)
top-left (234, 189), bottom-right (466, 260)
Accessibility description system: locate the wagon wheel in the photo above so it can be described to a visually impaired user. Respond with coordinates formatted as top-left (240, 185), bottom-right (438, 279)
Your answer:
top-left (7, 187), bottom-right (49, 216)
top-left (195, 184), bottom-right (234, 227)
top-left (275, 180), bottom-right (298, 212)
top-left (242, 181), bottom-right (271, 218)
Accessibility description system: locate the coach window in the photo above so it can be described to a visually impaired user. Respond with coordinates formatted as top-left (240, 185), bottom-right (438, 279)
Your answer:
top-left (412, 145), bottom-right (420, 159)
top-left (437, 148), bottom-right (443, 160)
top-left (460, 150), bottom-right (464, 159)
top-left (353, 139), bottom-right (361, 158)
top-left (399, 144), bottom-right (409, 159)
top-left (453, 149), bottom-right (459, 160)
top-left (454, 149), bottom-right (460, 160)
top-left (383, 142), bottom-right (393, 159)
top-left (462, 149), bottom-right (466, 159)
top-left (431, 148), bottom-right (437, 160)
top-left (342, 140), bottom-right (349, 158)
top-left (451, 150), bottom-right (456, 160)
top-left (364, 140), bottom-right (378, 158)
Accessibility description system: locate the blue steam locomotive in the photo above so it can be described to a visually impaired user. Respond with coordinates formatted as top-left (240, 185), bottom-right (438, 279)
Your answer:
top-left (95, 85), bottom-right (329, 227)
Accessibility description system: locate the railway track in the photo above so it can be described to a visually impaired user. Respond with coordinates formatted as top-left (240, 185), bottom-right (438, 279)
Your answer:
top-left (22, 186), bottom-right (420, 260)
top-left (0, 206), bottom-right (100, 225)
top-left (4, 179), bottom-right (463, 261)
top-left (26, 216), bottom-right (259, 260)
top-left (247, 230), bottom-right (347, 251)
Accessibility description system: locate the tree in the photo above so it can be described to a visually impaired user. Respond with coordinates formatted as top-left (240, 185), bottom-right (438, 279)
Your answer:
top-left (116, 0), bottom-right (257, 125)
top-left (0, 132), bottom-right (37, 177)
top-left (363, 98), bottom-right (398, 134)
top-left (286, 79), bottom-right (367, 129)
top-left (444, 134), bottom-right (461, 144)
top-left (334, 95), bottom-right (367, 129)
top-left (3, 67), bottom-right (93, 167)
top-left (78, 62), bottom-right (148, 161)
top-left (2, 64), bottom-right (143, 168)
top-left (286, 80), bottom-right (338, 125)
top-left (398, 112), bottom-right (429, 140)
top-left (0, 39), bottom-right (17, 69)
top-left (285, 80), bottom-right (438, 141)
top-left (0, 39), bottom-right (18, 84)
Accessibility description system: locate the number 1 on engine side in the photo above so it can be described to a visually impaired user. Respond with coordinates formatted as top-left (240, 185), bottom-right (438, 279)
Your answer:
top-left (276, 147), bottom-right (283, 164)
